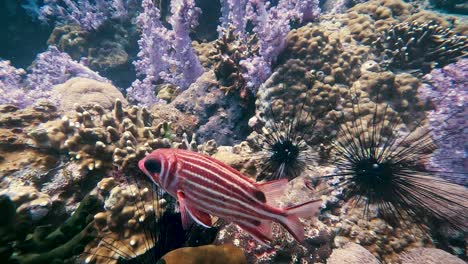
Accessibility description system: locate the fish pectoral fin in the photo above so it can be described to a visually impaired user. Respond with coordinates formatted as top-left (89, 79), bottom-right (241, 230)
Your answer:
top-left (177, 190), bottom-right (193, 230)
top-left (256, 179), bottom-right (288, 202)
top-left (186, 206), bottom-right (212, 228)
top-left (236, 220), bottom-right (273, 246)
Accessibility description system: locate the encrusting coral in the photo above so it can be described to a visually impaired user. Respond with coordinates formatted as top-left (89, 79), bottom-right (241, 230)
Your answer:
top-left (0, 102), bottom-right (60, 176)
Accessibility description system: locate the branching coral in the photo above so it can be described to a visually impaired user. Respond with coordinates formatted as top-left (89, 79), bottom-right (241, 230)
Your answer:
top-left (29, 99), bottom-right (199, 173)
top-left (374, 21), bottom-right (467, 73)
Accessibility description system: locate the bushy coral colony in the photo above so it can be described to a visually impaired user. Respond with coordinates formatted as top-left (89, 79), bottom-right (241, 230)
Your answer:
top-left (0, 0), bottom-right (467, 264)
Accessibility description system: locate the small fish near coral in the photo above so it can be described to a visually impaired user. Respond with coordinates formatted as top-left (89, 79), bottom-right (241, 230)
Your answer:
top-left (138, 148), bottom-right (322, 245)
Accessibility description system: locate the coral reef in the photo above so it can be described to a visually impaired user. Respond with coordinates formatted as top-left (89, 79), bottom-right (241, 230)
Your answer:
top-left (1, 1), bottom-right (467, 264)
top-left (344, 0), bottom-right (414, 44)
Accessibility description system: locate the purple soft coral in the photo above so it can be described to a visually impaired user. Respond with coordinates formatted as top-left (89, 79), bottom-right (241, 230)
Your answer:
top-left (38, 0), bottom-right (139, 31)
top-left (418, 59), bottom-right (468, 185)
top-left (164, 0), bottom-right (204, 89)
top-left (1, 46), bottom-right (110, 108)
top-left (26, 46), bottom-right (109, 101)
top-left (0, 60), bottom-right (31, 108)
top-left (128, 0), bottom-right (204, 107)
top-left (240, 0), bottom-right (320, 91)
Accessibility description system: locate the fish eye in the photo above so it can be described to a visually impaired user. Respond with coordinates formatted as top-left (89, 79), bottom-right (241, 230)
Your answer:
top-left (144, 159), bottom-right (161, 174)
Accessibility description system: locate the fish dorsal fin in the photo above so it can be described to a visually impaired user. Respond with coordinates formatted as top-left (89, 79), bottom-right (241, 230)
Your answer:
top-left (177, 190), bottom-right (192, 229)
top-left (186, 206), bottom-right (212, 228)
top-left (256, 179), bottom-right (288, 202)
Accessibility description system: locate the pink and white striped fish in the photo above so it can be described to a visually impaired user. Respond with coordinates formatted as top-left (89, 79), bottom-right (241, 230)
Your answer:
top-left (138, 148), bottom-right (322, 244)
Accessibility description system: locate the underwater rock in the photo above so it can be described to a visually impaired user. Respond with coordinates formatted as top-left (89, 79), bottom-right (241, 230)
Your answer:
top-left (399, 247), bottom-right (465, 264)
top-left (47, 23), bottom-right (135, 88)
top-left (48, 25), bottom-right (88, 60)
top-left (0, 185), bottom-right (51, 223)
top-left (211, 143), bottom-right (259, 178)
top-left (160, 244), bottom-right (247, 264)
top-left (7, 194), bottom-right (100, 264)
top-left (149, 104), bottom-right (198, 138)
top-left (171, 71), bottom-right (253, 145)
top-left (0, 102), bottom-right (60, 176)
top-left (51, 77), bottom-right (127, 112)
top-left (418, 59), bottom-right (468, 185)
top-left (327, 242), bottom-right (381, 264)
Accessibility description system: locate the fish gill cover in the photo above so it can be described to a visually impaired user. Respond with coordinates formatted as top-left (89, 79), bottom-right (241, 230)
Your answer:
top-left (0, 0), bottom-right (467, 264)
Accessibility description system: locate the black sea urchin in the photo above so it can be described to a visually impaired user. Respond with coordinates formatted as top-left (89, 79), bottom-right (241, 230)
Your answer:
top-left (374, 21), bottom-right (467, 73)
top-left (82, 173), bottom-right (218, 264)
top-left (312, 100), bottom-right (467, 230)
top-left (254, 97), bottom-right (318, 182)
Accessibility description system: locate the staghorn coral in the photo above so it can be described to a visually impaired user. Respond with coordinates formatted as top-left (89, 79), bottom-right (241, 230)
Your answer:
top-left (374, 21), bottom-right (467, 73)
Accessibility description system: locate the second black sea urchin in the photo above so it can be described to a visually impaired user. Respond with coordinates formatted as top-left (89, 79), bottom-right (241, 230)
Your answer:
top-left (312, 100), bottom-right (467, 231)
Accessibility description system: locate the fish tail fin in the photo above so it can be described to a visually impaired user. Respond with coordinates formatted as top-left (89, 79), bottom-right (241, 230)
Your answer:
top-left (280, 199), bottom-right (322, 242)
